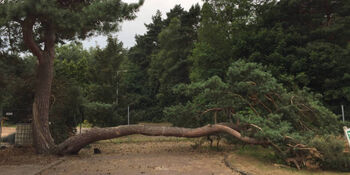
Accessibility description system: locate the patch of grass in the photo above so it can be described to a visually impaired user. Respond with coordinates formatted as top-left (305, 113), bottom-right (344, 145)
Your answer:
top-left (235, 145), bottom-right (279, 163)
top-left (230, 145), bottom-right (348, 175)
top-left (80, 120), bottom-right (93, 128)
top-left (2, 122), bottom-right (16, 127)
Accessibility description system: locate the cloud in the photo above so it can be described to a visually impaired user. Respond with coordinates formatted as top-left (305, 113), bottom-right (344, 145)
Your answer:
top-left (82, 0), bottom-right (202, 49)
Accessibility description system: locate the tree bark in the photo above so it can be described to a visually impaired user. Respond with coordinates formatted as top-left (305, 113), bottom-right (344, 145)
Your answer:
top-left (22, 17), bottom-right (56, 153)
top-left (57, 124), bottom-right (269, 155)
top-left (32, 52), bottom-right (56, 153)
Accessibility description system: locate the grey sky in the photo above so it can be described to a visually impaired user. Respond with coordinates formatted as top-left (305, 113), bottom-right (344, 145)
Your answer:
top-left (82, 0), bottom-right (203, 49)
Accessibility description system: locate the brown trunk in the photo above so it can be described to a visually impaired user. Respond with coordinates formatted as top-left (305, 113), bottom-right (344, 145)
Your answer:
top-left (21, 16), bottom-right (57, 153)
top-left (57, 124), bottom-right (269, 155)
top-left (32, 52), bottom-right (56, 153)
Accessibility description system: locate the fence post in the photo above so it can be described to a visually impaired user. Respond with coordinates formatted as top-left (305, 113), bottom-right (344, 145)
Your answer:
top-left (342, 105), bottom-right (345, 122)
top-left (127, 105), bottom-right (130, 125)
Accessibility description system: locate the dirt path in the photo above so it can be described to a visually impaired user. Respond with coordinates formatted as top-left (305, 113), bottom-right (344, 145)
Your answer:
top-left (40, 141), bottom-right (238, 175)
top-left (0, 136), bottom-right (238, 175)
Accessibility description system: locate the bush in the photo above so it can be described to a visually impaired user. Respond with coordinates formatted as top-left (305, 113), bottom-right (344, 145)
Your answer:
top-left (309, 135), bottom-right (350, 171)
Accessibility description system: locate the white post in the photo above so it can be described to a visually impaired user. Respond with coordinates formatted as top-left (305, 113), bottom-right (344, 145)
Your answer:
top-left (127, 105), bottom-right (130, 125)
top-left (344, 126), bottom-right (350, 147)
top-left (342, 105), bottom-right (345, 122)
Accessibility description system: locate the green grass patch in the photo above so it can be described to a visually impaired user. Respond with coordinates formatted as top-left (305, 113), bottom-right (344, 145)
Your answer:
top-left (235, 144), bottom-right (280, 163)
top-left (2, 122), bottom-right (16, 127)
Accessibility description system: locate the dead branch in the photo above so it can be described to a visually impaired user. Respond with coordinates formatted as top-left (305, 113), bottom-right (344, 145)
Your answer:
top-left (264, 94), bottom-right (278, 109)
top-left (257, 98), bottom-right (273, 113)
top-left (201, 108), bottom-right (223, 115)
top-left (225, 92), bottom-right (260, 116)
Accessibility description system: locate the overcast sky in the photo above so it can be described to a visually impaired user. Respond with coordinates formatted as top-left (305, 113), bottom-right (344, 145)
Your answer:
top-left (82, 0), bottom-right (203, 49)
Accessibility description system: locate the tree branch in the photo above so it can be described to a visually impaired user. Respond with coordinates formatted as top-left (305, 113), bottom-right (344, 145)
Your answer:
top-left (21, 16), bottom-right (43, 61)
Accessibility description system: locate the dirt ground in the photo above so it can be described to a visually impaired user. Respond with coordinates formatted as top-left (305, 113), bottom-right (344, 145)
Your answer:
top-left (1, 127), bottom-right (349, 175)
top-left (1, 127), bottom-right (15, 137)
top-left (0, 132), bottom-right (239, 175)
top-left (41, 141), bottom-right (238, 175)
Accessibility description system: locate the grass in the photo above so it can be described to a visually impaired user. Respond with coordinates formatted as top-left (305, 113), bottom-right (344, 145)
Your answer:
top-left (230, 145), bottom-right (349, 175)
top-left (2, 122), bottom-right (16, 127)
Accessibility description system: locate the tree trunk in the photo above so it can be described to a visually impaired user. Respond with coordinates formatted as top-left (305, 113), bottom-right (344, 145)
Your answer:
top-left (57, 124), bottom-right (269, 155)
top-left (32, 52), bottom-right (56, 153)
top-left (21, 16), bottom-right (57, 153)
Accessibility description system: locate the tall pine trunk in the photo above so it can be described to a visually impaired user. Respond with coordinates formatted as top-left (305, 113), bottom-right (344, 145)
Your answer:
top-left (32, 52), bottom-right (56, 153)
top-left (21, 17), bottom-right (57, 153)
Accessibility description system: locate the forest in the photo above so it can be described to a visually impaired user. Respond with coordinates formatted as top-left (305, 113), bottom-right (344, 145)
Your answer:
top-left (1, 0), bottom-right (350, 172)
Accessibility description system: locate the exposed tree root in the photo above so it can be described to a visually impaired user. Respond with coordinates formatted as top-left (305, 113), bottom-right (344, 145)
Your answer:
top-left (285, 143), bottom-right (323, 170)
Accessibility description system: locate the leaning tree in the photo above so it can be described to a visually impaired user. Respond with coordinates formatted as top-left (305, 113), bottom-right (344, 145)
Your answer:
top-left (0, 0), bottom-right (143, 153)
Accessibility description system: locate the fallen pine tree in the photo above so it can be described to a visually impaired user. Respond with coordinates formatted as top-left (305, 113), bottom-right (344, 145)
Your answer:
top-left (10, 57), bottom-right (350, 171)
top-left (51, 61), bottom-right (350, 171)
top-left (47, 61), bottom-right (350, 171)
top-left (161, 61), bottom-right (350, 171)
top-left (56, 123), bottom-right (267, 154)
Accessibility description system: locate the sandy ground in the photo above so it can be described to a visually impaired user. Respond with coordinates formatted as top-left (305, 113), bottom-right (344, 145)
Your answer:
top-left (1, 127), bottom-right (347, 175)
top-left (0, 127), bottom-right (238, 175)
top-left (39, 141), bottom-right (238, 175)
top-left (1, 127), bottom-right (16, 137)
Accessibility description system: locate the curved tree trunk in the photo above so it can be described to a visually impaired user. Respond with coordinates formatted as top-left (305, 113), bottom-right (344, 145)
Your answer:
top-left (57, 124), bottom-right (269, 155)
top-left (22, 16), bottom-right (57, 154)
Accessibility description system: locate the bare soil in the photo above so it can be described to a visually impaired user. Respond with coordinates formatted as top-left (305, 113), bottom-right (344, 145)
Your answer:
top-left (1, 127), bottom-right (15, 137)
top-left (1, 127), bottom-right (349, 175)
top-left (0, 135), bottom-right (239, 175)
top-left (41, 140), bottom-right (238, 175)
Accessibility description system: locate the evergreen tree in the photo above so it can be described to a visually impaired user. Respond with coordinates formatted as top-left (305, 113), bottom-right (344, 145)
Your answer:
top-left (126, 11), bottom-right (164, 121)
top-left (148, 5), bottom-right (200, 120)
top-left (0, 0), bottom-right (143, 153)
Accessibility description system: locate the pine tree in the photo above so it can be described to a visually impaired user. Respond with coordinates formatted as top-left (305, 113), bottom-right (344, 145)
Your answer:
top-left (0, 0), bottom-right (143, 153)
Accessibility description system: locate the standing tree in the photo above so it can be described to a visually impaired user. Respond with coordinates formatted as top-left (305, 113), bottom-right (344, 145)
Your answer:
top-left (0, 0), bottom-right (143, 153)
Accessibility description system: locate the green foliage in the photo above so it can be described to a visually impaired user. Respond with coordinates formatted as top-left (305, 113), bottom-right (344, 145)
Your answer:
top-left (0, 53), bottom-right (35, 123)
top-left (188, 0), bottom-right (350, 117)
top-left (1, 1), bottom-right (349, 171)
top-left (0, 0), bottom-right (143, 41)
top-left (50, 45), bottom-right (88, 143)
top-left (148, 5), bottom-right (200, 110)
top-left (83, 102), bottom-right (113, 127)
top-left (126, 5), bottom-right (200, 122)
top-left (49, 87), bottom-right (83, 143)
top-left (166, 60), bottom-right (343, 170)
top-left (52, 37), bottom-right (128, 129)
top-left (0, 0), bottom-right (144, 145)
top-left (309, 135), bottom-right (350, 171)
top-left (149, 17), bottom-right (191, 107)
top-left (126, 10), bottom-right (164, 122)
